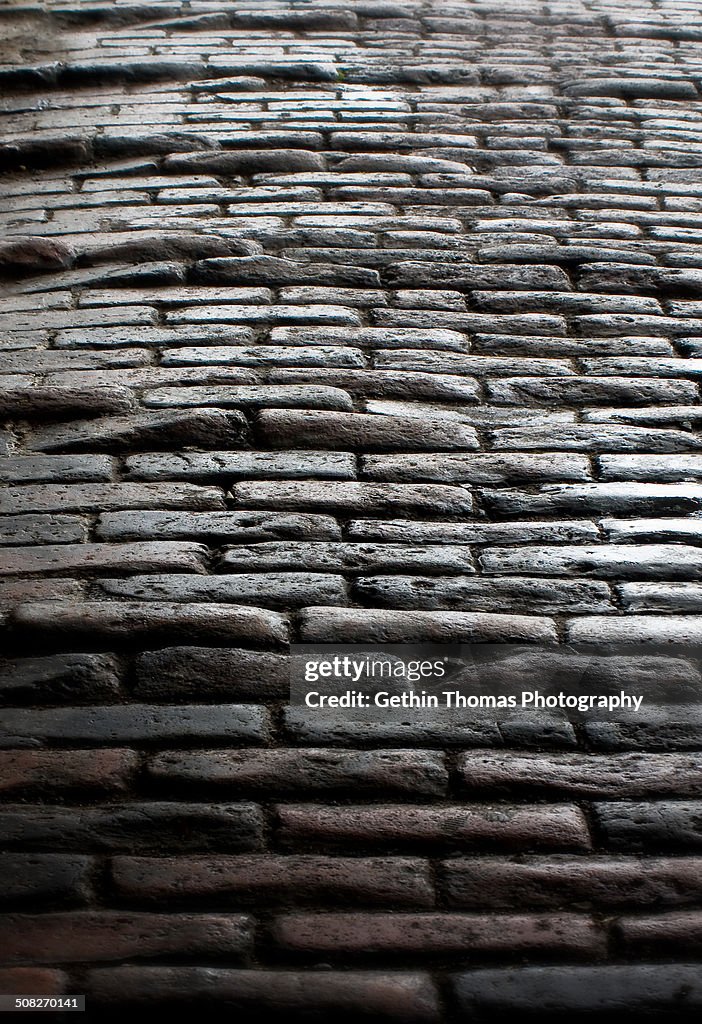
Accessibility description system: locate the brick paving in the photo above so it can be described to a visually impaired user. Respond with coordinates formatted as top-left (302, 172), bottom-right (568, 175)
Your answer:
top-left (2, 0), bottom-right (702, 1019)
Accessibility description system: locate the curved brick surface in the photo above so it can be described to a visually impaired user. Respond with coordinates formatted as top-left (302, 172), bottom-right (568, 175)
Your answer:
top-left (2, 0), bottom-right (702, 1020)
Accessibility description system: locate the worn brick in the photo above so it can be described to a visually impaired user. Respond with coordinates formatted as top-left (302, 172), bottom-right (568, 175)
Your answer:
top-left (0, 854), bottom-right (93, 908)
top-left (97, 573), bottom-right (348, 609)
top-left (125, 451), bottom-right (355, 482)
top-left (0, 968), bottom-right (67, 996)
top-left (112, 855), bottom-right (434, 908)
top-left (300, 607), bottom-right (557, 643)
top-left (0, 653), bottom-right (120, 704)
top-left (28, 409), bottom-right (249, 454)
top-left (0, 803), bottom-right (264, 853)
top-left (272, 911), bottom-right (603, 957)
top-left (12, 602), bottom-right (288, 645)
top-left (0, 484), bottom-right (225, 514)
top-left (453, 965), bottom-right (702, 1016)
top-left (0, 542), bottom-right (207, 578)
top-left (96, 510), bottom-right (340, 543)
top-left (0, 750), bottom-right (137, 793)
top-left (135, 648), bottom-right (288, 700)
top-left (0, 912), bottom-right (252, 964)
top-left (0, 514), bottom-right (87, 547)
top-left (443, 855), bottom-right (702, 909)
top-left (277, 804), bottom-right (591, 851)
top-left (257, 409), bottom-right (479, 452)
top-left (233, 481), bottom-right (473, 517)
top-left (86, 967), bottom-right (440, 1021)
top-left (148, 748), bottom-right (446, 797)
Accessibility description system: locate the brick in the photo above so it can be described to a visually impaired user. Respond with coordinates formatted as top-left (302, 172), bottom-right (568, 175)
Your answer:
top-left (125, 451), bottom-right (355, 482)
top-left (97, 573), bottom-right (348, 609)
top-left (0, 542), bottom-right (207, 578)
top-left (0, 750), bottom-right (137, 793)
top-left (164, 151), bottom-right (327, 174)
top-left (233, 481), bottom-right (473, 516)
top-left (0, 854), bottom-right (93, 908)
top-left (12, 602), bottom-right (288, 645)
top-left (272, 912), bottom-right (602, 957)
top-left (347, 520), bottom-right (600, 545)
top-left (0, 484), bottom-right (225, 514)
top-left (277, 804), bottom-right (591, 851)
top-left (0, 653), bottom-right (120, 704)
top-left (96, 510), bottom-right (340, 543)
top-left (480, 544), bottom-right (702, 580)
top-left (482, 483), bottom-right (702, 517)
top-left (354, 576), bottom-right (612, 614)
top-left (28, 409), bottom-right (249, 454)
top-left (488, 376), bottom-right (698, 405)
top-left (568, 616), bottom-right (702, 644)
top-left (490, 424), bottom-right (702, 453)
top-left (0, 385), bottom-right (133, 418)
top-left (596, 801), bottom-right (702, 850)
top-left (0, 706), bottom-right (266, 746)
top-left (443, 855), bottom-right (702, 909)
top-left (112, 855), bottom-right (434, 908)
top-left (456, 750), bottom-right (702, 798)
top-left (284, 708), bottom-right (504, 750)
top-left (387, 262), bottom-right (571, 290)
top-left (148, 748), bottom-right (447, 797)
top-left (300, 608), bottom-right (557, 643)
top-left (0, 804), bottom-right (263, 853)
top-left (270, 326), bottom-right (468, 352)
top-left (143, 385), bottom-right (353, 412)
top-left (86, 967), bottom-right (440, 1021)
top-left (135, 648), bottom-right (288, 700)
top-left (192, 255), bottom-right (380, 288)
top-left (270, 368), bottom-right (481, 403)
top-left (257, 409), bottom-right (479, 451)
top-left (453, 965), bottom-right (702, 1015)
top-left (0, 912), bottom-right (252, 964)
top-left (0, 456), bottom-right (113, 485)
top-left (0, 514), bottom-right (87, 547)
top-left (219, 542), bottom-right (474, 575)
top-left (362, 453), bottom-right (591, 484)
top-left (603, 518), bottom-right (702, 543)
top-left (599, 454), bottom-right (702, 482)
top-left (618, 912), bottom-right (702, 953)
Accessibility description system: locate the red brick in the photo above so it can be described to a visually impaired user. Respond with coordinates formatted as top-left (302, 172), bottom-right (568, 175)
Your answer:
top-left (0, 912), bottom-right (252, 964)
top-left (618, 911), bottom-right (702, 952)
top-left (457, 750), bottom-right (702, 798)
top-left (443, 855), bottom-right (702, 909)
top-left (276, 804), bottom-right (592, 851)
top-left (273, 912), bottom-right (603, 956)
top-left (86, 967), bottom-right (440, 1021)
top-left (111, 855), bottom-right (434, 908)
top-left (0, 750), bottom-right (138, 794)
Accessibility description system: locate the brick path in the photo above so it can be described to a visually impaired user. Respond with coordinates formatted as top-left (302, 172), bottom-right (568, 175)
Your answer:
top-left (2, 0), bottom-right (702, 1019)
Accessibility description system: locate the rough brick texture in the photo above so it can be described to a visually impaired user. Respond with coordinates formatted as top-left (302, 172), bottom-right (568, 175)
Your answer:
top-left (2, 0), bottom-right (702, 1020)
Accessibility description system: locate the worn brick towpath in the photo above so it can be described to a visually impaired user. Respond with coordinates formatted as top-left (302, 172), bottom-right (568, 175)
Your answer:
top-left (2, 0), bottom-right (702, 1020)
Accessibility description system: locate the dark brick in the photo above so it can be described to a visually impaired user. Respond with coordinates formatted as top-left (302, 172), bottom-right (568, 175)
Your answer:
top-left (0, 750), bottom-right (137, 793)
top-left (443, 855), bottom-right (702, 909)
top-left (0, 912), bottom-right (252, 964)
top-left (0, 803), bottom-right (263, 853)
top-left (86, 967), bottom-right (440, 1020)
top-left (135, 648), bottom-right (288, 700)
top-left (272, 911), bottom-right (603, 957)
top-left (11, 602), bottom-right (288, 645)
top-left (112, 855), bottom-right (434, 908)
top-left (453, 965), bottom-right (702, 1015)
top-left (0, 854), bottom-right (93, 908)
top-left (277, 804), bottom-right (591, 851)
top-left (147, 748), bottom-right (446, 796)
top-left (0, 653), bottom-right (120, 704)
